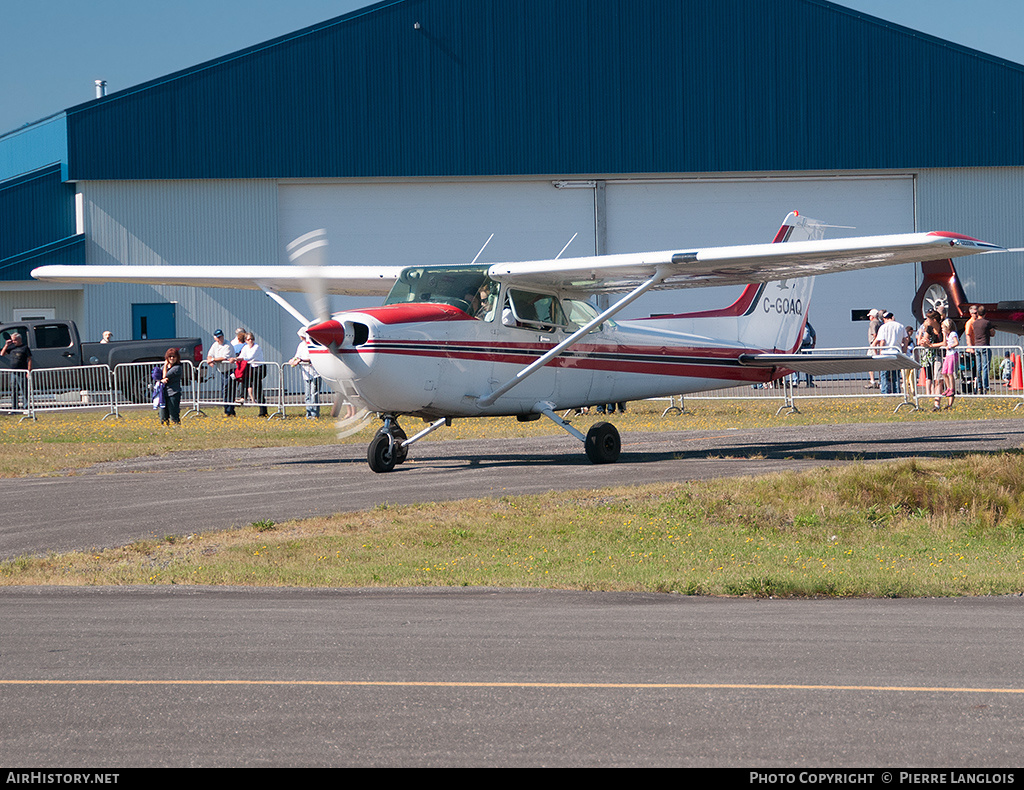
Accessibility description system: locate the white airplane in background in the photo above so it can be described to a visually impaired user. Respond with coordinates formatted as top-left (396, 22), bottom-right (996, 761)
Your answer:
top-left (32, 212), bottom-right (1001, 472)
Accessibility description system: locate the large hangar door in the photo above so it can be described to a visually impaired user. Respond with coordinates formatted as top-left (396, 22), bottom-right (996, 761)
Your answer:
top-left (279, 180), bottom-right (595, 269)
top-left (277, 182), bottom-right (596, 339)
top-left (605, 177), bottom-right (916, 348)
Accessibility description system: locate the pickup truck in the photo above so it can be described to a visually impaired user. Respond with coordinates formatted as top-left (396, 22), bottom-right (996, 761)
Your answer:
top-left (0, 319), bottom-right (203, 401)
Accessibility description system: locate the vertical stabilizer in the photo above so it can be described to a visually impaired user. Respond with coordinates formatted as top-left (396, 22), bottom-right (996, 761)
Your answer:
top-left (735, 212), bottom-right (822, 351)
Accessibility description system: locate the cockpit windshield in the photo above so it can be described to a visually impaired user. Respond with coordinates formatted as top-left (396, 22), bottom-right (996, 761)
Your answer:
top-left (384, 265), bottom-right (495, 317)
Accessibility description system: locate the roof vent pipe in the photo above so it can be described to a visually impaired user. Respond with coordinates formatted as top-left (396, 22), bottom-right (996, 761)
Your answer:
top-left (94, 80), bottom-right (107, 98)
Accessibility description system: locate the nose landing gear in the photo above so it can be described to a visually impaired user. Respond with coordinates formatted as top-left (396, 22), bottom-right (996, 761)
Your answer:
top-left (366, 415), bottom-right (450, 473)
top-left (367, 417), bottom-right (407, 473)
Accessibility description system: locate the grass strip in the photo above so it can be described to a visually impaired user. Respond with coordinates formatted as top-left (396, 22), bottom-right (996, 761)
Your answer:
top-left (4, 453), bottom-right (1023, 596)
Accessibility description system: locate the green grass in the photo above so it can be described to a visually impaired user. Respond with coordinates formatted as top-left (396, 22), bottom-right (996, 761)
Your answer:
top-left (4, 453), bottom-right (1023, 596)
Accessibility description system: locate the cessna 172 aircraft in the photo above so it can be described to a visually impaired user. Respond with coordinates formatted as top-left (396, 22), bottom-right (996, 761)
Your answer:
top-left (32, 212), bottom-right (1001, 472)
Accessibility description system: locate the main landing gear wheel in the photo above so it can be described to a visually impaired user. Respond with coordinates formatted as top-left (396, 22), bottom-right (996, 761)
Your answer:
top-left (585, 421), bottom-right (621, 464)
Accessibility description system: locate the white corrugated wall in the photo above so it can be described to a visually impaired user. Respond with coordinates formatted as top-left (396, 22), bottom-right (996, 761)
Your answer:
top-left (79, 179), bottom-right (286, 360)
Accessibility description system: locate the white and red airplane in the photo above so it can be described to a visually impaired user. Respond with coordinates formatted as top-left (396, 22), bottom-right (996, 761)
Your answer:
top-left (32, 212), bottom-right (1001, 471)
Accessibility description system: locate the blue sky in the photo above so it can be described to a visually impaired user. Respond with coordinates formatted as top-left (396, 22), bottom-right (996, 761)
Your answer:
top-left (1, 0), bottom-right (1022, 135)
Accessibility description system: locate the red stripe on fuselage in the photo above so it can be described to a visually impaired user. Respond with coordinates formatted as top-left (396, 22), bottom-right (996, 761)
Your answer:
top-left (319, 341), bottom-right (780, 383)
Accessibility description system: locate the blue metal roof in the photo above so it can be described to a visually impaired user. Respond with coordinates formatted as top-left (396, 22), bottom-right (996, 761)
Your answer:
top-left (56, 0), bottom-right (1024, 180)
top-left (0, 164), bottom-right (81, 280)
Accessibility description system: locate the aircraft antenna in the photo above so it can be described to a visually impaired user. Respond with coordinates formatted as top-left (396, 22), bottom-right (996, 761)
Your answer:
top-left (471, 234), bottom-right (495, 264)
top-left (555, 233), bottom-right (578, 260)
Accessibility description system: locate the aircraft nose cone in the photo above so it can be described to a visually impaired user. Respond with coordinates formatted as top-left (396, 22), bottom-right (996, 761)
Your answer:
top-left (306, 319), bottom-right (345, 347)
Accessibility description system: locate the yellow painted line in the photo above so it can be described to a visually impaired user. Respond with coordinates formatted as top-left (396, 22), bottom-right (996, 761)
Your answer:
top-left (1, 680), bottom-right (1023, 694)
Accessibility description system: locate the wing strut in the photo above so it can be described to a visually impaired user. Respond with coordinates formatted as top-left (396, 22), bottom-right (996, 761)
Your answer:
top-left (259, 284), bottom-right (311, 327)
top-left (476, 267), bottom-right (670, 408)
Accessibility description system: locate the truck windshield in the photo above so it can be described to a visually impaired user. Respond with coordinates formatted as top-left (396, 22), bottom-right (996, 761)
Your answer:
top-left (384, 265), bottom-right (493, 316)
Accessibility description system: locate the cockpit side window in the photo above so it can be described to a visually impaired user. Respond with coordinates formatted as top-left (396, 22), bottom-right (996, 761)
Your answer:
top-left (563, 299), bottom-right (610, 332)
top-left (503, 289), bottom-right (568, 329)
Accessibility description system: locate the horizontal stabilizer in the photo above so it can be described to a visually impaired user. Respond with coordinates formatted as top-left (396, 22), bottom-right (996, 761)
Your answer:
top-left (737, 353), bottom-right (920, 375)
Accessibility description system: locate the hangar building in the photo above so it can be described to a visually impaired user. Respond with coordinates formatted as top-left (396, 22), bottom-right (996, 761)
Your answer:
top-left (2, 0), bottom-right (1023, 362)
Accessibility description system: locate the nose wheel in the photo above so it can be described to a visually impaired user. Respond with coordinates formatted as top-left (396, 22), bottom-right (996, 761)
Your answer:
top-left (367, 418), bottom-right (408, 473)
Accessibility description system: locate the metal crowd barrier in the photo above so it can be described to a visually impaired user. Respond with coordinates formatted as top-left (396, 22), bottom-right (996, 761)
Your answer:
top-left (669, 344), bottom-right (1024, 414)
top-left (186, 360), bottom-right (281, 418)
top-left (278, 362), bottom-right (344, 419)
top-left (6, 345), bottom-right (1023, 422)
top-left (911, 344), bottom-right (1024, 409)
top-left (16, 365), bottom-right (117, 419)
top-left (1, 369), bottom-right (34, 421)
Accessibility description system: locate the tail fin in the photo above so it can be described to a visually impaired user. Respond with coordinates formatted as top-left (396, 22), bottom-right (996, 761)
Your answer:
top-left (772, 211), bottom-right (827, 244)
top-left (735, 212), bottom-right (823, 352)
top-left (649, 212), bottom-right (823, 352)
top-left (911, 259), bottom-right (969, 323)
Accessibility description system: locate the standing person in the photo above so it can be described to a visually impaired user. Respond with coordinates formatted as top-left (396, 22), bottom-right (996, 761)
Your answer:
top-left (288, 334), bottom-right (321, 419)
top-left (799, 320), bottom-right (816, 387)
top-left (232, 327), bottom-right (247, 357)
top-left (872, 312), bottom-right (907, 394)
top-left (239, 332), bottom-right (268, 417)
top-left (865, 309), bottom-right (881, 388)
top-left (206, 329), bottom-right (237, 415)
top-left (158, 348), bottom-right (183, 425)
top-left (1001, 351), bottom-right (1014, 385)
top-left (937, 320), bottom-right (960, 410)
top-left (970, 305), bottom-right (995, 394)
top-left (962, 304), bottom-right (979, 392)
top-left (0, 332), bottom-right (32, 410)
top-left (902, 325), bottom-right (917, 395)
top-left (918, 309), bottom-right (944, 402)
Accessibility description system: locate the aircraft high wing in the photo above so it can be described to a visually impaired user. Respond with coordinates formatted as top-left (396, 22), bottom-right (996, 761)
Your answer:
top-left (32, 213), bottom-right (1003, 471)
top-left (34, 229), bottom-right (996, 297)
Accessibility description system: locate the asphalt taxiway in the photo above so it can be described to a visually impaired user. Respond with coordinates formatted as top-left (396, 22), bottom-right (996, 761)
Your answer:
top-left (2, 417), bottom-right (1023, 767)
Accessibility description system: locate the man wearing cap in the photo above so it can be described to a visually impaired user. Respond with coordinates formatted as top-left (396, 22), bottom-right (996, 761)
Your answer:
top-left (206, 329), bottom-right (237, 415)
top-left (872, 311), bottom-right (908, 395)
top-left (1, 332), bottom-right (32, 410)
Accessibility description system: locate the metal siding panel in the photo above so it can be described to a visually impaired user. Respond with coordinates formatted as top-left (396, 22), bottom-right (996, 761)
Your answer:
top-left (0, 287), bottom-right (83, 325)
top-left (78, 180), bottom-right (293, 363)
top-left (0, 115), bottom-right (68, 182)
top-left (0, 164), bottom-right (78, 276)
top-left (62, 0), bottom-right (1024, 180)
top-left (916, 168), bottom-right (1024, 307)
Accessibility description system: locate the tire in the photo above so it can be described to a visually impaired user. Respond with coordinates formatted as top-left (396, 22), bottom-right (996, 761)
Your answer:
top-left (367, 433), bottom-right (398, 473)
top-left (585, 421), bottom-right (621, 464)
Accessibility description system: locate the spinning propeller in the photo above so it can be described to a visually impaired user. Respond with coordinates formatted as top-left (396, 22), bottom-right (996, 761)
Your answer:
top-left (286, 229), bottom-right (372, 436)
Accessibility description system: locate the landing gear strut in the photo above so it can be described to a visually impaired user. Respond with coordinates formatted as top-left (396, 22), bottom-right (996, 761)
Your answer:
top-left (366, 415), bottom-right (450, 473)
top-left (537, 404), bottom-right (622, 465)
